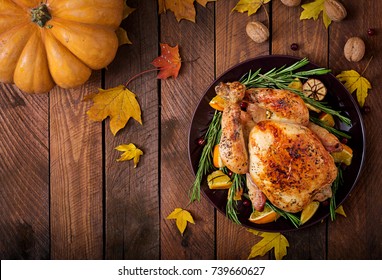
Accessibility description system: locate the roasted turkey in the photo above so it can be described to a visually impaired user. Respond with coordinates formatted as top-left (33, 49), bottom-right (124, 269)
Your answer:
top-left (215, 81), bottom-right (339, 213)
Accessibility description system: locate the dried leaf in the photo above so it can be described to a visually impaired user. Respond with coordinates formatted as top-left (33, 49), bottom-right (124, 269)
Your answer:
top-left (86, 85), bottom-right (142, 135)
top-left (151, 43), bottom-right (181, 79)
top-left (335, 205), bottom-right (347, 217)
top-left (300, 0), bottom-right (332, 29)
top-left (115, 143), bottom-right (143, 168)
top-left (123, 4), bottom-right (135, 19)
top-left (336, 70), bottom-right (372, 107)
top-left (232, 0), bottom-right (271, 16)
top-left (116, 27), bottom-right (132, 46)
top-left (248, 229), bottom-right (289, 260)
top-left (167, 208), bottom-right (195, 235)
top-left (159, 0), bottom-right (215, 22)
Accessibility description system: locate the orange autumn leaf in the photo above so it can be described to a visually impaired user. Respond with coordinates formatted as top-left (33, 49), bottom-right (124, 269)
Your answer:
top-left (86, 85), bottom-right (142, 135)
top-left (159, 0), bottom-right (215, 22)
top-left (151, 43), bottom-right (181, 79)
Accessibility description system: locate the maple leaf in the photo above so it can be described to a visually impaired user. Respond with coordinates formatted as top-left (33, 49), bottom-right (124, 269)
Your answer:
top-left (300, 0), bottom-right (332, 29)
top-left (86, 85), bottom-right (142, 135)
top-left (151, 43), bottom-right (182, 79)
top-left (116, 4), bottom-right (135, 46)
top-left (166, 208), bottom-right (195, 235)
top-left (248, 230), bottom-right (289, 260)
top-left (232, 0), bottom-right (271, 16)
top-left (158, 0), bottom-right (215, 22)
top-left (335, 205), bottom-right (347, 217)
top-left (336, 70), bottom-right (372, 107)
top-left (115, 143), bottom-right (143, 168)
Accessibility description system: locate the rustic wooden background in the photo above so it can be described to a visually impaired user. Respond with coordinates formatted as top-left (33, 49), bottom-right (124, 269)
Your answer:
top-left (1, 0), bottom-right (381, 259)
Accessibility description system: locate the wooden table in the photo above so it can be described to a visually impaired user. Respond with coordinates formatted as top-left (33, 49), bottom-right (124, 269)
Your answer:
top-left (1, 0), bottom-right (381, 260)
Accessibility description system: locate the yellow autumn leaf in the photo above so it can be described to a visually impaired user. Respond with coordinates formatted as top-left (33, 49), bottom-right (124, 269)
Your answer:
top-left (116, 27), bottom-right (132, 46)
top-left (300, 0), bottom-right (332, 29)
top-left (336, 70), bottom-right (372, 107)
top-left (166, 208), bottom-right (195, 235)
top-left (159, 0), bottom-right (215, 22)
top-left (115, 143), bottom-right (143, 168)
top-left (232, 0), bottom-right (271, 16)
top-left (335, 205), bottom-right (347, 217)
top-left (86, 85), bottom-right (142, 136)
top-left (248, 229), bottom-right (289, 260)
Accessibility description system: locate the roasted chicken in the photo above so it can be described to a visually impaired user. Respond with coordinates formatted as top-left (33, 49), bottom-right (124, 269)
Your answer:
top-left (215, 81), bottom-right (339, 213)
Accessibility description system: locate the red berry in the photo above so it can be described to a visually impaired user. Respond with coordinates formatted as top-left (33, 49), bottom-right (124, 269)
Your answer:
top-left (240, 101), bottom-right (248, 111)
top-left (362, 105), bottom-right (371, 114)
top-left (243, 200), bottom-right (251, 207)
top-left (321, 200), bottom-right (329, 207)
top-left (290, 43), bottom-right (299, 51)
top-left (227, 171), bottom-right (233, 177)
top-left (367, 28), bottom-right (376, 36)
top-left (197, 137), bottom-right (205, 145)
top-left (341, 138), bottom-right (348, 144)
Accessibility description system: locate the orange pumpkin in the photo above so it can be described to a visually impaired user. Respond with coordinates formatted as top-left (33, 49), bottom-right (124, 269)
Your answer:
top-left (0, 0), bottom-right (124, 94)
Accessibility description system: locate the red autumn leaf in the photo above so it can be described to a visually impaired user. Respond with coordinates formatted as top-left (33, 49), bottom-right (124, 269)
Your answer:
top-left (151, 43), bottom-right (181, 79)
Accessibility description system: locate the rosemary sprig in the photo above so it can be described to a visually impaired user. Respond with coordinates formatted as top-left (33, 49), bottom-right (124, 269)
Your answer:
top-left (189, 111), bottom-right (222, 203)
top-left (240, 58), bottom-right (351, 125)
top-left (310, 116), bottom-right (351, 139)
top-left (330, 167), bottom-right (343, 221)
top-left (266, 202), bottom-right (301, 228)
top-left (226, 173), bottom-right (244, 224)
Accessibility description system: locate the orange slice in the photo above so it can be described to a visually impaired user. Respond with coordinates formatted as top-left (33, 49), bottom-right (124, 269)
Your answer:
top-left (331, 144), bottom-right (353, 166)
top-left (213, 144), bottom-right (225, 168)
top-left (319, 112), bottom-right (335, 127)
top-left (207, 170), bottom-right (232, 189)
top-left (248, 204), bottom-right (280, 224)
top-left (209, 95), bottom-right (226, 111)
top-left (288, 78), bottom-right (303, 91)
top-left (300, 201), bottom-right (320, 225)
top-left (227, 187), bottom-right (243, 201)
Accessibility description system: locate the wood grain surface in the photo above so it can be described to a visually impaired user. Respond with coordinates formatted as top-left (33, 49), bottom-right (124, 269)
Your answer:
top-left (1, 0), bottom-right (381, 260)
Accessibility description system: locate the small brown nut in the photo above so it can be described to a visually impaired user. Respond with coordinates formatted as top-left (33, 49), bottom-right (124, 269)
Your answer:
top-left (246, 21), bottom-right (269, 43)
top-left (344, 37), bottom-right (365, 62)
top-left (324, 0), bottom-right (347, 22)
top-left (280, 0), bottom-right (301, 7)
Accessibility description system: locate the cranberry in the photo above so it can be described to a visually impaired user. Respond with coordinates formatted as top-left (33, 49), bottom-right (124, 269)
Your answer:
top-left (243, 200), bottom-right (251, 207)
top-left (227, 170), bottom-right (233, 177)
top-left (197, 137), bottom-right (205, 145)
top-left (321, 200), bottom-right (329, 207)
top-left (240, 101), bottom-right (248, 111)
top-left (341, 138), bottom-right (348, 144)
top-left (367, 28), bottom-right (376, 36)
top-left (290, 43), bottom-right (299, 51)
top-left (362, 105), bottom-right (371, 114)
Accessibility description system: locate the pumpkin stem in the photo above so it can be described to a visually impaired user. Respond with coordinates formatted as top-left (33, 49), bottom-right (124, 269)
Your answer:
top-left (31, 3), bottom-right (52, 28)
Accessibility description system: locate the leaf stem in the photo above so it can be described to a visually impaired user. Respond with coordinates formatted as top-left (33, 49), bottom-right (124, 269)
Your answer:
top-left (361, 56), bottom-right (374, 76)
top-left (125, 68), bottom-right (159, 87)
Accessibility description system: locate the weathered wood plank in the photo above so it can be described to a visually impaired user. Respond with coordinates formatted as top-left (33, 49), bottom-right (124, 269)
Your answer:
top-left (50, 73), bottom-right (103, 259)
top-left (0, 85), bottom-right (49, 259)
top-left (104, 0), bottom-right (160, 260)
top-left (272, 0), bottom-right (328, 259)
top-left (215, 0), bottom-right (269, 260)
top-left (160, 3), bottom-right (215, 259)
top-left (327, 0), bottom-right (382, 259)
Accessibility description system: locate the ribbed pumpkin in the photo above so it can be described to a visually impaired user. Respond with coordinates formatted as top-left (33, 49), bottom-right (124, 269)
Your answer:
top-left (0, 0), bottom-right (124, 94)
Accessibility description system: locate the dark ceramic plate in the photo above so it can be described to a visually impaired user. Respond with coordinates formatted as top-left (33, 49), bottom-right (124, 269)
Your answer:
top-left (188, 55), bottom-right (366, 232)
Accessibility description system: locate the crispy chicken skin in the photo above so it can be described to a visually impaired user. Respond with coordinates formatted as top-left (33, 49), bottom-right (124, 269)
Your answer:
top-left (246, 88), bottom-right (309, 126)
top-left (308, 122), bottom-right (343, 152)
top-left (248, 120), bottom-right (337, 213)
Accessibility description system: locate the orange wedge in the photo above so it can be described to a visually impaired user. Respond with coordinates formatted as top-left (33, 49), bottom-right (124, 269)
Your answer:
top-left (213, 144), bottom-right (225, 168)
top-left (227, 187), bottom-right (243, 201)
top-left (288, 78), bottom-right (303, 91)
top-left (300, 201), bottom-right (320, 225)
top-left (331, 144), bottom-right (353, 166)
top-left (319, 112), bottom-right (335, 127)
top-left (248, 204), bottom-right (280, 224)
top-left (207, 170), bottom-right (232, 189)
top-left (209, 95), bottom-right (226, 111)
